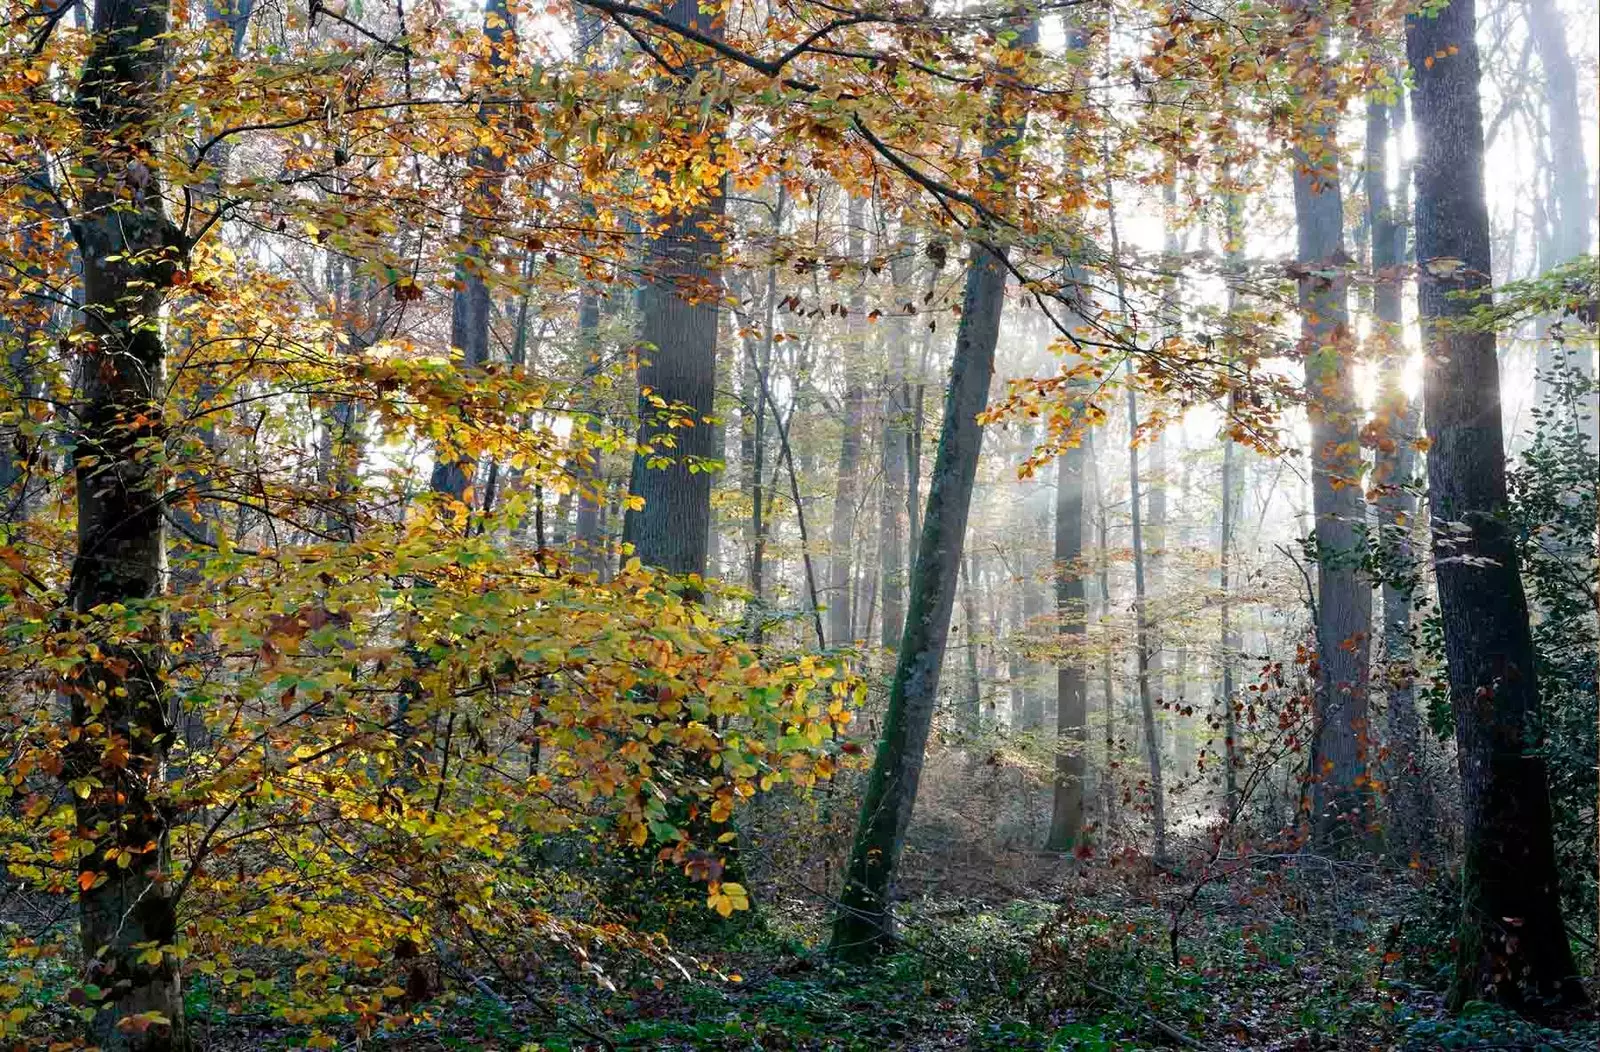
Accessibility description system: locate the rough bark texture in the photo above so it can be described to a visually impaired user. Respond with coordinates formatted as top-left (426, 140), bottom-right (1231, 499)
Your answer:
top-left (1047, 431), bottom-right (1088, 851)
top-left (830, 21), bottom-right (1036, 957)
top-left (622, 0), bottom-right (724, 577)
top-left (1407, 0), bottom-right (1585, 1012)
top-left (67, 0), bottom-right (187, 1045)
top-left (1292, 87), bottom-right (1373, 850)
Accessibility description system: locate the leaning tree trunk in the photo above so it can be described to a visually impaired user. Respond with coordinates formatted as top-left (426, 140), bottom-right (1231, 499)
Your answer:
top-left (1289, 36), bottom-right (1373, 848)
top-left (829, 15), bottom-right (1037, 960)
top-left (1407, 0), bottom-right (1586, 1013)
top-left (1046, 407), bottom-right (1088, 851)
top-left (66, 0), bottom-right (188, 1045)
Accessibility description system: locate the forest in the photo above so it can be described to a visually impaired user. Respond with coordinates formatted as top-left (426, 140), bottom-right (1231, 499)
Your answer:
top-left (0, 0), bottom-right (1596, 1047)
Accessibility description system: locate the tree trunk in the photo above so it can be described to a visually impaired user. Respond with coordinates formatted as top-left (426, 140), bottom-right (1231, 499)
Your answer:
top-left (1407, 0), bottom-right (1586, 1012)
top-left (430, 0), bottom-right (512, 503)
top-left (960, 552), bottom-right (983, 731)
top-left (66, 0), bottom-right (187, 1044)
top-left (1524, 0), bottom-right (1596, 449)
top-left (829, 18), bottom-right (1036, 959)
top-left (622, 0), bottom-right (724, 578)
top-left (828, 197), bottom-right (869, 646)
top-left (881, 227), bottom-right (913, 650)
top-left (1367, 83), bottom-right (1431, 858)
top-left (1047, 422), bottom-right (1088, 851)
top-left (1103, 151), bottom-right (1168, 864)
top-left (1291, 53), bottom-right (1373, 848)
top-left (1125, 381), bottom-right (1168, 865)
top-left (1090, 429), bottom-right (1118, 831)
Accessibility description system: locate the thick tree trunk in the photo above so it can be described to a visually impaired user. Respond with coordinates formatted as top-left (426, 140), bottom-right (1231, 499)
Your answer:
top-left (1407, 0), bottom-right (1586, 1012)
top-left (830, 18), bottom-right (1036, 958)
top-left (622, 0), bottom-right (724, 578)
top-left (66, 0), bottom-right (187, 1044)
top-left (1047, 424), bottom-right (1088, 851)
top-left (1291, 65), bottom-right (1373, 848)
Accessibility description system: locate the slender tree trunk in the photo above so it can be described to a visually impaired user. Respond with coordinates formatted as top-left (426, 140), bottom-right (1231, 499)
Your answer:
top-left (1125, 380), bottom-right (1168, 865)
top-left (1367, 82), bottom-right (1431, 858)
top-left (66, 0), bottom-right (188, 1043)
top-left (881, 227), bottom-right (913, 650)
top-left (430, 0), bottom-right (512, 503)
top-left (830, 17), bottom-right (1037, 958)
top-left (1290, 41), bottom-right (1373, 847)
top-left (829, 198), bottom-right (869, 646)
top-left (961, 552), bottom-right (983, 731)
top-left (1047, 419), bottom-right (1088, 851)
top-left (1094, 436), bottom-right (1118, 833)
top-left (1103, 143), bottom-right (1168, 865)
top-left (622, 0), bottom-right (724, 578)
top-left (1407, 0), bottom-right (1586, 1012)
top-left (1524, 0), bottom-right (1596, 448)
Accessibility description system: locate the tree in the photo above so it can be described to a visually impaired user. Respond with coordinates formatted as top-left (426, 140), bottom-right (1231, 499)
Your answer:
top-left (1289, 7), bottom-right (1372, 847)
top-left (830, 13), bottom-right (1038, 959)
top-left (1365, 78), bottom-right (1430, 856)
top-left (64, 0), bottom-right (188, 1043)
top-left (1046, 403), bottom-right (1088, 851)
top-left (828, 197), bottom-right (869, 646)
top-left (621, 0), bottom-right (726, 578)
top-left (1406, 0), bottom-right (1586, 1012)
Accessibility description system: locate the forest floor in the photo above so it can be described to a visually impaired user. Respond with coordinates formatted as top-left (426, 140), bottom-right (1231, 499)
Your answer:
top-left (8, 833), bottom-right (1598, 1050)
top-left (167, 852), bottom-right (1597, 1052)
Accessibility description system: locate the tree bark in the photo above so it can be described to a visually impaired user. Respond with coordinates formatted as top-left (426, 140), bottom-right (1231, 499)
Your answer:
top-left (1366, 84), bottom-right (1431, 858)
top-left (1290, 51), bottom-right (1373, 848)
top-left (1407, 0), bottom-right (1586, 1011)
top-left (1047, 417), bottom-right (1088, 851)
top-left (66, 0), bottom-right (187, 1043)
top-left (828, 197), bottom-right (869, 646)
top-left (622, 0), bottom-right (724, 578)
top-left (829, 16), bottom-right (1036, 958)
top-left (881, 226), bottom-right (913, 650)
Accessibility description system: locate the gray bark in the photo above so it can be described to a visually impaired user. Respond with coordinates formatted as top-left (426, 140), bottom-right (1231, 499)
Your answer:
top-left (828, 198), bottom-right (869, 646)
top-left (1047, 415), bottom-right (1088, 851)
top-left (622, 0), bottom-right (724, 577)
top-left (1367, 84), bottom-right (1432, 858)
